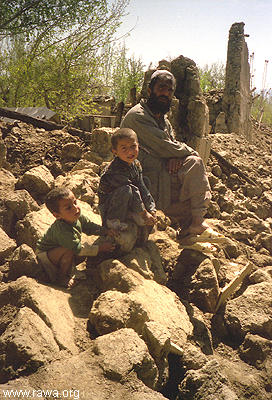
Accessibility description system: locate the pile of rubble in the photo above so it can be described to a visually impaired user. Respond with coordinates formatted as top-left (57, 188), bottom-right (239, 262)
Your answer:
top-left (0, 118), bottom-right (271, 399)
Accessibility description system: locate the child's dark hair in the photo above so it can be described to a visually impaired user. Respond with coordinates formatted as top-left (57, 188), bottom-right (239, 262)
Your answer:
top-left (45, 186), bottom-right (73, 214)
top-left (111, 128), bottom-right (138, 150)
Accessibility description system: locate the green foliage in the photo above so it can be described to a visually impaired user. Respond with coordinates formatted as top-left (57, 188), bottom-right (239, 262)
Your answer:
top-left (251, 90), bottom-right (272, 126)
top-left (110, 43), bottom-right (144, 103)
top-left (198, 62), bottom-right (225, 92)
top-left (0, 0), bottom-right (111, 38)
top-left (0, 0), bottom-right (130, 122)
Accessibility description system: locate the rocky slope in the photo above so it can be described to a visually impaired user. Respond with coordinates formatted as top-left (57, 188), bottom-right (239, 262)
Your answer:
top-left (0, 117), bottom-right (271, 400)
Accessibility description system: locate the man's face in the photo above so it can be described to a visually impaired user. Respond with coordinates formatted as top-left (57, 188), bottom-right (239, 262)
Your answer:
top-left (147, 78), bottom-right (175, 114)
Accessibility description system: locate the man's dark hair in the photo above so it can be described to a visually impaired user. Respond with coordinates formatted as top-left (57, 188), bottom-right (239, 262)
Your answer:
top-left (45, 186), bottom-right (73, 214)
top-left (111, 128), bottom-right (138, 150)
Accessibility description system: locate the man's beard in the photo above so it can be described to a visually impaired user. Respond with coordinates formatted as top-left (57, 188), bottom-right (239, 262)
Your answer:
top-left (147, 92), bottom-right (171, 114)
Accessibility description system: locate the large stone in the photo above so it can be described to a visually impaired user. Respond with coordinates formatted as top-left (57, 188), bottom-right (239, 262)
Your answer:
top-left (71, 159), bottom-right (100, 174)
top-left (224, 281), bottom-right (272, 340)
top-left (255, 232), bottom-right (272, 254)
top-left (143, 320), bottom-right (171, 362)
top-left (216, 353), bottom-right (271, 400)
top-left (54, 170), bottom-right (99, 199)
top-left (0, 277), bottom-right (78, 354)
top-left (25, 347), bottom-right (167, 400)
top-left (0, 307), bottom-right (59, 381)
top-left (239, 333), bottom-right (272, 373)
top-left (142, 320), bottom-right (170, 387)
top-left (8, 244), bottom-right (45, 281)
top-left (5, 189), bottom-right (40, 219)
top-left (179, 359), bottom-right (239, 400)
top-left (93, 328), bottom-right (158, 389)
top-left (0, 168), bottom-right (17, 193)
top-left (0, 227), bottom-right (16, 264)
top-left (0, 169), bottom-right (18, 235)
top-left (16, 205), bottom-right (54, 249)
top-left (17, 165), bottom-right (54, 196)
top-left (173, 251), bottom-right (220, 313)
top-left (89, 290), bottom-right (148, 335)
top-left (120, 241), bottom-right (167, 284)
top-left (96, 260), bottom-right (193, 348)
top-left (181, 342), bottom-right (208, 371)
top-left (61, 142), bottom-right (82, 160)
top-left (189, 258), bottom-right (220, 313)
top-left (150, 230), bottom-right (181, 274)
top-left (0, 379), bottom-right (45, 398)
top-left (90, 127), bottom-right (117, 159)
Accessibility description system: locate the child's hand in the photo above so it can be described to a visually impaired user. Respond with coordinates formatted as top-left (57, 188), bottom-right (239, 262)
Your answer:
top-left (98, 241), bottom-right (115, 253)
top-left (142, 210), bottom-right (157, 226)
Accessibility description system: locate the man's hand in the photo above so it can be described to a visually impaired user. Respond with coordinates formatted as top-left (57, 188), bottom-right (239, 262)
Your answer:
top-left (141, 210), bottom-right (157, 226)
top-left (167, 158), bottom-right (184, 174)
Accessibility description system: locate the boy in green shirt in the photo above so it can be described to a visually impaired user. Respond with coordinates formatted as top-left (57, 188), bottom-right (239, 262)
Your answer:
top-left (36, 186), bottom-right (115, 287)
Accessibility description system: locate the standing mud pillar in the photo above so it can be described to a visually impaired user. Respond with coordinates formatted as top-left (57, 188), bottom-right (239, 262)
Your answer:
top-left (222, 22), bottom-right (252, 140)
top-left (170, 56), bottom-right (210, 164)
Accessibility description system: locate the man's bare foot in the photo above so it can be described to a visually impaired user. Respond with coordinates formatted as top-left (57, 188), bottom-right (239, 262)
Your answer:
top-left (188, 216), bottom-right (209, 235)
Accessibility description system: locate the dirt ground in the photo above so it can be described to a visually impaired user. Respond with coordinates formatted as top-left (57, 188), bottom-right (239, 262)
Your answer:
top-left (0, 116), bottom-right (272, 399)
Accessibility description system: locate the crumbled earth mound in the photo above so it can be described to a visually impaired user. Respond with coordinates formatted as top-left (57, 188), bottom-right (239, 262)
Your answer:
top-left (0, 121), bottom-right (87, 178)
top-left (0, 117), bottom-right (271, 400)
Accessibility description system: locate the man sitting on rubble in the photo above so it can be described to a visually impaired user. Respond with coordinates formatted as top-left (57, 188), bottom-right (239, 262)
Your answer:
top-left (121, 69), bottom-right (211, 239)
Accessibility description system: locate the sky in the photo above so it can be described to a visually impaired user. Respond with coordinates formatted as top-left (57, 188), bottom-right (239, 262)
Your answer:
top-left (116, 0), bottom-right (272, 90)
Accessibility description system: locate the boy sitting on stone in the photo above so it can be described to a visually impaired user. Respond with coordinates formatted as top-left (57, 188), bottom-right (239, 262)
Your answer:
top-left (98, 128), bottom-right (157, 244)
top-left (36, 186), bottom-right (115, 288)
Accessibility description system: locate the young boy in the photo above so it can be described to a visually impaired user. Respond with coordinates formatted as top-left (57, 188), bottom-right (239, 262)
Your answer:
top-left (98, 128), bottom-right (157, 236)
top-left (36, 186), bottom-right (115, 287)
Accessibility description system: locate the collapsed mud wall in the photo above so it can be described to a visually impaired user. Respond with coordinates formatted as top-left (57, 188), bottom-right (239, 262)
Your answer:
top-left (222, 22), bottom-right (252, 139)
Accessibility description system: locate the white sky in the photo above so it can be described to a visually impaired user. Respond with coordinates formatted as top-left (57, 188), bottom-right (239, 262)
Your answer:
top-left (117, 0), bottom-right (272, 90)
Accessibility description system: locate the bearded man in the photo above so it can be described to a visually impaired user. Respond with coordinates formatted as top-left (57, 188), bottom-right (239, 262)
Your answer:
top-left (120, 69), bottom-right (211, 237)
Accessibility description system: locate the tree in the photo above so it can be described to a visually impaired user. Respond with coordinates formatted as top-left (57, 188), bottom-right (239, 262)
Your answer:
top-left (111, 43), bottom-right (144, 103)
top-left (0, 1), bottom-right (124, 37)
top-left (0, 0), bottom-right (130, 121)
top-left (251, 89), bottom-right (272, 126)
top-left (198, 62), bottom-right (225, 92)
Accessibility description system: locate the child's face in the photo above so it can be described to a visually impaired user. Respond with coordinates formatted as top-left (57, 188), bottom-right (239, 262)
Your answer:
top-left (112, 137), bottom-right (139, 165)
top-left (54, 192), bottom-right (81, 223)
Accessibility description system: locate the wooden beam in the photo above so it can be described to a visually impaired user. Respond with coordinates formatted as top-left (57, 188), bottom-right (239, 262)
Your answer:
top-left (215, 262), bottom-right (254, 312)
top-left (169, 340), bottom-right (183, 356)
top-left (211, 149), bottom-right (256, 186)
top-left (0, 107), bottom-right (91, 141)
